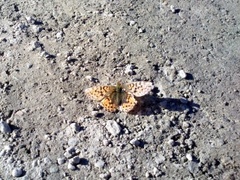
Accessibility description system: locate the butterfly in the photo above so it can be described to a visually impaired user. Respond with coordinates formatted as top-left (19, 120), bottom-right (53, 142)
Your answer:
top-left (85, 81), bottom-right (154, 112)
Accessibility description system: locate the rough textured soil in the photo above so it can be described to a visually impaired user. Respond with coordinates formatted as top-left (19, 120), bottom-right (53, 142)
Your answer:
top-left (0, 0), bottom-right (239, 179)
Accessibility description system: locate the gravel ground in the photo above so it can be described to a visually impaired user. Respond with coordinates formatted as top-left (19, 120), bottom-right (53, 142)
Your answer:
top-left (0, 0), bottom-right (239, 179)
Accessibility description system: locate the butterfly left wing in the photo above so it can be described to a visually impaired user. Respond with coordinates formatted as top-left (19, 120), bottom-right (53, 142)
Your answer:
top-left (119, 93), bottom-right (137, 112)
top-left (123, 81), bottom-right (154, 97)
top-left (85, 85), bottom-right (115, 101)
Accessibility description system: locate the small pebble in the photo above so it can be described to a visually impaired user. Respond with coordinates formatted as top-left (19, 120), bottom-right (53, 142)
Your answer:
top-left (130, 139), bottom-right (141, 146)
top-left (67, 163), bottom-right (76, 170)
top-left (105, 120), bottom-right (121, 136)
top-left (182, 122), bottom-right (190, 129)
top-left (185, 139), bottom-right (194, 149)
top-left (7, 157), bottom-right (14, 164)
top-left (152, 167), bottom-right (161, 177)
top-left (31, 159), bottom-right (39, 167)
top-left (69, 156), bottom-right (81, 165)
top-left (0, 149), bottom-right (6, 156)
top-left (70, 123), bottom-right (81, 132)
top-left (85, 75), bottom-right (93, 81)
top-left (167, 139), bottom-right (175, 146)
top-left (155, 154), bottom-right (165, 164)
top-left (43, 157), bottom-right (52, 165)
top-left (57, 157), bottom-right (66, 165)
top-left (102, 139), bottom-right (110, 146)
top-left (186, 153), bottom-right (193, 161)
top-left (178, 70), bottom-right (187, 79)
top-left (56, 31), bottom-right (64, 39)
top-left (12, 168), bottom-right (23, 177)
top-left (188, 161), bottom-right (199, 174)
top-left (91, 110), bottom-right (102, 117)
top-left (64, 147), bottom-right (76, 158)
top-left (170, 5), bottom-right (176, 13)
top-left (68, 137), bottom-right (79, 147)
top-left (138, 28), bottom-right (144, 33)
top-left (124, 64), bottom-right (136, 75)
top-left (0, 121), bottom-right (12, 133)
top-left (49, 165), bottom-right (59, 173)
top-left (99, 173), bottom-right (111, 179)
top-left (129, 20), bottom-right (136, 26)
top-left (95, 160), bottom-right (105, 168)
top-left (30, 41), bottom-right (42, 51)
top-left (25, 16), bottom-right (36, 24)
top-left (31, 25), bottom-right (42, 33)
top-left (145, 171), bottom-right (152, 178)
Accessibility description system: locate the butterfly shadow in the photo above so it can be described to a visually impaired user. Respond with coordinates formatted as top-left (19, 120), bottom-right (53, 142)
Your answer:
top-left (128, 89), bottom-right (200, 116)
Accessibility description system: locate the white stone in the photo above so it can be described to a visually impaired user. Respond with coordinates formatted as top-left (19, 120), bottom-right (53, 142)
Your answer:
top-left (186, 153), bottom-right (193, 161)
top-left (170, 5), bottom-right (176, 13)
top-left (105, 120), bottom-right (121, 136)
top-left (129, 20), bottom-right (136, 26)
top-left (0, 121), bottom-right (12, 133)
top-left (67, 163), bottom-right (76, 170)
top-left (178, 70), bottom-right (187, 79)
top-left (68, 137), bottom-right (79, 147)
top-left (12, 168), bottom-right (23, 177)
top-left (130, 139), bottom-right (140, 146)
top-left (95, 160), bottom-right (105, 168)
top-left (124, 64), bottom-right (135, 75)
top-left (57, 157), bottom-right (66, 165)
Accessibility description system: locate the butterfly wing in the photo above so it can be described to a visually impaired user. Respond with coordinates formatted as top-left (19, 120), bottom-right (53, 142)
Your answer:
top-left (124, 81), bottom-right (154, 97)
top-left (119, 93), bottom-right (137, 112)
top-left (101, 96), bottom-right (118, 112)
top-left (85, 85), bottom-right (115, 101)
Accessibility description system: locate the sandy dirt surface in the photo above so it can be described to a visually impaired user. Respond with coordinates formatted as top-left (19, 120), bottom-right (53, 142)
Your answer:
top-left (0, 0), bottom-right (239, 179)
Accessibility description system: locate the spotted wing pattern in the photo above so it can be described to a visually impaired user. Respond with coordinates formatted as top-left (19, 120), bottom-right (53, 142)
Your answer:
top-left (119, 93), bottom-right (137, 112)
top-left (101, 96), bottom-right (118, 112)
top-left (124, 81), bottom-right (154, 97)
top-left (85, 86), bottom-right (115, 101)
top-left (85, 81), bottom-right (153, 113)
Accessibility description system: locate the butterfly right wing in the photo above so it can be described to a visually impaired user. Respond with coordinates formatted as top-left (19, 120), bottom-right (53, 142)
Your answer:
top-left (119, 93), bottom-right (137, 112)
top-left (123, 81), bottom-right (154, 97)
top-left (85, 85), bottom-right (115, 101)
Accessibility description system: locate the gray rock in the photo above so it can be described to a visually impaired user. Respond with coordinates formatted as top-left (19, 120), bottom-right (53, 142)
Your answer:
top-left (67, 163), bottom-right (76, 170)
top-left (57, 157), bottom-right (66, 165)
top-left (43, 157), bottom-right (52, 165)
top-left (124, 64), bottom-right (136, 75)
top-left (130, 139), bottom-right (141, 146)
top-left (129, 20), bottom-right (136, 26)
top-left (167, 139), bottom-right (175, 146)
top-left (12, 167), bottom-right (23, 177)
top-left (0, 121), bottom-right (12, 134)
top-left (70, 156), bottom-right (81, 165)
top-left (49, 165), bottom-right (59, 173)
top-left (95, 159), bottom-right (105, 168)
top-left (68, 137), bottom-right (79, 147)
top-left (186, 153), bottom-right (193, 161)
top-left (70, 123), bottom-right (82, 132)
top-left (170, 5), bottom-right (177, 13)
top-left (105, 120), bottom-right (121, 136)
top-left (188, 161), bottom-right (199, 174)
top-left (64, 147), bottom-right (76, 158)
top-left (99, 173), bottom-right (111, 179)
top-left (178, 70), bottom-right (187, 79)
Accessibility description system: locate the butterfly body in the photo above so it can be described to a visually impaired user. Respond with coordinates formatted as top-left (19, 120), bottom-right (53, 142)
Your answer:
top-left (85, 81), bottom-right (153, 112)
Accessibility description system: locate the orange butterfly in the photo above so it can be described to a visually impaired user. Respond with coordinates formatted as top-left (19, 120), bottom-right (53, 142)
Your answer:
top-left (85, 81), bottom-right (153, 112)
